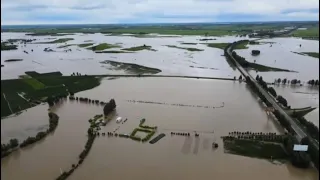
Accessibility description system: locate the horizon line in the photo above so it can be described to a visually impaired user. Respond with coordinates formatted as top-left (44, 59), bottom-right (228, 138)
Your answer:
top-left (1, 20), bottom-right (319, 27)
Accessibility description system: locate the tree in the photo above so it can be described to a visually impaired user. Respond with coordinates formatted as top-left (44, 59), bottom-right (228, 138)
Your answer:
top-left (315, 80), bottom-right (319, 86)
top-left (47, 96), bottom-right (55, 107)
top-left (9, 138), bottom-right (19, 148)
top-left (301, 137), bottom-right (309, 145)
top-left (282, 78), bottom-right (287, 85)
top-left (103, 99), bottom-right (116, 116)
top-left (277, 78), bottom-right (281, 84)
top-left (277, 95), bottom-right (288, 107)
top-left (308, 79), bottom-right (315, 85)
top-left (268, 87), bottom-right (277, 97)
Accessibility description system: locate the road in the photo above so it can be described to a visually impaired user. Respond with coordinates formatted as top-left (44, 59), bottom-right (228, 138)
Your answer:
top-left (226, 43), bottom-right (319, 150)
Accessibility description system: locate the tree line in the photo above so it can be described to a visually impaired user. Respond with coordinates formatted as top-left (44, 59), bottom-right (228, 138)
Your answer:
top-left (1, 112), bottom-right (59, 159)
top-left (57, 99), bottom-right (116, 180)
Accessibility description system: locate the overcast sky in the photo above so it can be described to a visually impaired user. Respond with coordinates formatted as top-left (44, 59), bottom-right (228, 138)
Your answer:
top-left (1, 0), bottom-right (319, 25)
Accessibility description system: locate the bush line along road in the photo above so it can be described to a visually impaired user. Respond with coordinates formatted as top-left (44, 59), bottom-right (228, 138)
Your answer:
top-left (225, 40), bottom-right (319, 163)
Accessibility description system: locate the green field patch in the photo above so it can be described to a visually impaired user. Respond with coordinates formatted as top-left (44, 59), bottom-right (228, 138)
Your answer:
top-left (36, 38), bottom-right (74, 44)
top-left (223, 138), bottom-right (288, 160)
top-left (25, 71), bottom-right (63, 78)
top-left (87, 43), bottom-right (121, 51)
top-left (291, 27), bottom-right (319, 38)
top-left (22, 78), bottom-right (46, 90)
top-left (1, 71), bottom-right (101, 118)
top-left (121, 45), bottom-right (153, 51)
top-left (165, 45), bottom-right (203, 51)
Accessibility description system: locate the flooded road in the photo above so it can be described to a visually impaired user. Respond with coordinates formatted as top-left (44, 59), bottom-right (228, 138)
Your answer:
top-left (2, 78), bottom-right (318, 180)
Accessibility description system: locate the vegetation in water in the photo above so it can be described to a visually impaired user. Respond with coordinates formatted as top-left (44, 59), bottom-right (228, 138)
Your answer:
top-left (165, 45), bottom-right (203, 51)
top-left (180, 42), bottom-right (198, 45)
top-left (100, 60), bottom-right (161, 74)
top-left (149, 133), bottom-right (166, 144)
top-left (95, 50), bottom-right (132, 53)
top-left (20, 112), bottom-right (59, 148)
top-left (1, 42), bottom-right (18, 50)
top-left (36, 38), bottom-right (74, 44)
top-left (206, 41), bottom-right (248, 50)
top-left (222, 135), bottom-right (288, 160)
top-left (1, 138), bottom-right (19, 158)
top-left (87, 43), bottom-right (121, 51)
top-left (4, 59), bottom-right (23, 62)
top-left (121, 45), bottom-right (154, 51)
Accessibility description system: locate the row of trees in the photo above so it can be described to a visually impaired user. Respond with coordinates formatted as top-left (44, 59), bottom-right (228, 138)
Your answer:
top-left (20, 112), bottom-right (59, 148)
top-left (274, 78), bottom-right (301, 85)
top-left (69, 96), bottom-right (106, 105)
top-left (297, 117), bottom-right (319, 141)
top-left (2, 113), bottom-right (59, 159)
top-left (57, 98), bottom-right (117, 179)
top-left (1, 139), bottom-right (19, 158)
top-left (307, 79), bottom-right (319, 86)
top-left (57, 132), bottom-right (96, 180)
top-left (274, 78), bottom-right (319, 86)
top-left (47, 95), bottom-right (68, 107)
top-left (222, 133), bottom-right (289, 144)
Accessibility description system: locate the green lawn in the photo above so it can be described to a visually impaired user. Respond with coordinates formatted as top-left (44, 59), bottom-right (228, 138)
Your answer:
top-left (87, 43), bottom-right (121, 51)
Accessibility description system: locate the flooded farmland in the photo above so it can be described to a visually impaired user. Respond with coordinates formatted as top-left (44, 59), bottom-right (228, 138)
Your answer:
top-left (1, 78), bottom-right (318, 180)
top-left (1, 32), bottom-right (319, 180)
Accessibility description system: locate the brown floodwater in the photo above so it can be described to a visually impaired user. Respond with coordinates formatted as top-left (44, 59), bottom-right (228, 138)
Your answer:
top-left (2, 78), bottom-right (317, 180)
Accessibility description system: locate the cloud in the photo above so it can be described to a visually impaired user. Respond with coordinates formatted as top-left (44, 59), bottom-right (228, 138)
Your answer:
top-left (1, 0), bottom-right (319, 25)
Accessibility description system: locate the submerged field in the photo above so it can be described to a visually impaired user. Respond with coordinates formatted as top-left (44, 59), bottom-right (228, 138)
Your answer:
top-left (2, 78), bottom-right (318, 180)
top-left (1, 24), bottom-right (319, 180)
